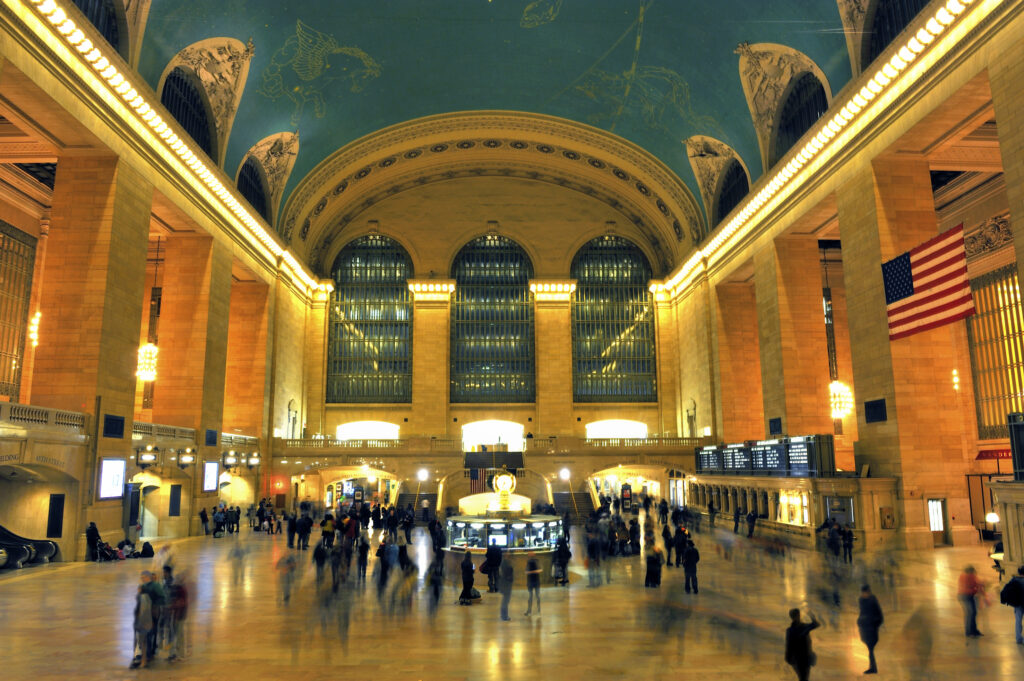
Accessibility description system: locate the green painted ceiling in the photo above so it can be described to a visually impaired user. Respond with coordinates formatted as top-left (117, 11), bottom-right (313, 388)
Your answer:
top-left (139, 0), bottom-right (852, 220)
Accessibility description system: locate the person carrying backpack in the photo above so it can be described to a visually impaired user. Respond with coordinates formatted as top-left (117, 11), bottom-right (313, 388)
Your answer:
top-left (1000, 564), bottom-right (1024, 644)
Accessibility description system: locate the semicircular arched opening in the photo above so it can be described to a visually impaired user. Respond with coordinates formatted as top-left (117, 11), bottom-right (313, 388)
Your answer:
top-left (770, 72), bottom-right (829, 169)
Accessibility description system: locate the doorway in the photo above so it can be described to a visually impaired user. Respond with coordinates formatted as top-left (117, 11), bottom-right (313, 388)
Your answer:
top-left (927, 498), bottom-right (949, 546)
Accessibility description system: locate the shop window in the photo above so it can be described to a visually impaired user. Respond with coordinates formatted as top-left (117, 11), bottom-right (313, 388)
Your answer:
top-left (72, 0), bottom-right (121, 54)
top-left (713, 160), bottom-right (749, 226)
top-left (571, 235), bottom-right (656, 402)
top-left (770, 72), bottom-right (828, 168)
top-left (0, 221), bottom-right (35, 401)
top-left (966, 264), bottom-right (1024, 439)
top-left (327, 235), bottom-right (413, 403)
top-left (450, 235), bottom-right (535, 403)
top-left (864, 0), bottom-right (930, 70)
top-left (237, 157), bottom-right (269, 222)
top-left (160, 67), bottom-right (214, 158)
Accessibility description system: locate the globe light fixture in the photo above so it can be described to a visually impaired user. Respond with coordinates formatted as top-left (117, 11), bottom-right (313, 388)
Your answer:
top-left (417, 468), bottom-right (429, 482)
top-left (559, 467), bottom-right (571, 481)
top-left (985, 511), bottom-right (999, 524)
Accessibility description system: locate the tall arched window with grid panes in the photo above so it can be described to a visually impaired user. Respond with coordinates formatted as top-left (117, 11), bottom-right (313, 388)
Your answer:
top-left (571, 235), bottom-right (656, 402)
top-left (160, 67), bottom-right (214, 159)
top-left (770, 72), bottom-right (828, 168)
top-left (450, 235), bottom-right (535, 403)
top-left (864, 0), bottom-right (930, 69)
top-left (326, 235), bottom-right (414, 403)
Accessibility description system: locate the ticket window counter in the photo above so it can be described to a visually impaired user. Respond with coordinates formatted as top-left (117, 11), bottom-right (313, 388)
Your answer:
top-left (777, 491), bottom-right (809, 526)
top-left (446, 517), bottom-right (564, 551)
top-left (824, 496), bottom-right (855, 527)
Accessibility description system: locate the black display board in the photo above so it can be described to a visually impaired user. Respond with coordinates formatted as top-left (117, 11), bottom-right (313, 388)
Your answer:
top-left (695, 435), bottom-right (835, 478)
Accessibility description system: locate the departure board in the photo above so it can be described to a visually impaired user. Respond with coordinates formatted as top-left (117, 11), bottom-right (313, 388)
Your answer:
top-left (694, 435), bottom-right (835, 477)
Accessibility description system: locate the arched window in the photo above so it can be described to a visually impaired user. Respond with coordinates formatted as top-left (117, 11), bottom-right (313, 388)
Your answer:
top-left (327, 235), bottom-right (413, 403)
top-left (237, 158), bottom-right (269, 222)
top-left (865, 0), bottom-right (930, 68)
top-left (571, 235), bottom-right (656, 402)
top-left (771, 72), bottom-right (829, 168)
top-left (72, 0), bottom-right (120, 53)
top-left (713, 160), bottom-right (749, 226)
top-left (160, 68), bottom-right (214, 158)
top-left (450, 235), bottom-right (535, 403)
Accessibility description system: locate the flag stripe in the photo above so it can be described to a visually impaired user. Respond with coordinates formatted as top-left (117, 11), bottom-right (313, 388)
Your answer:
top-left (883, 224), bottom-right (974, 341)
top-left (889, 303), bottom-right (975, 340)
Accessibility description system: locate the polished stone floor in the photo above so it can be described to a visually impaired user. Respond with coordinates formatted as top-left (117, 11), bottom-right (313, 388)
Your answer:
top-left (0, 519), bottom-right (1021, 681)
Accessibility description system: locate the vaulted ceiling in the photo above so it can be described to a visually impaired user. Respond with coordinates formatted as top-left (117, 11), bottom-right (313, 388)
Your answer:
top-left (137, 0), bottom-right (852, 222)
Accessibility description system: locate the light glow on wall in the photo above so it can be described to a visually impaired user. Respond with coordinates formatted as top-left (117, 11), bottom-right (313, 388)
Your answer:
top-left (336, 421), bottom-right (400, 441)
top-left (585, 419), bottom-right (648, 439)
top-left (28, 311), bottom-right (40, 347)
top-left (461, 419), bottom-right (525, 452)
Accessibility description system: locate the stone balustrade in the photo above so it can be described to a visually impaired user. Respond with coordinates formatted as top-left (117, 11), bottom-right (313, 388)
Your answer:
top-left (0, 402), bottom-right (87, 433)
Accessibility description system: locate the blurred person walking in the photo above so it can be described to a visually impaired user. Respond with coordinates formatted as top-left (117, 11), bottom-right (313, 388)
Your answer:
top-left (682, 540), bottom-right (700, 594)
top-left (999, 565), bottom-right (1024, 644)
top-left (784, 608), bottom-right (820, 681)
top-left (645, 545), bottom-right (664, 588)
top-left (458, 550), bottom-right (476, 605)
top-left (499, 559), bottom-right (514, 621)
top-left (857, 584), bottom-right (883, 674)
top-left (957, 565), bottom-right (985, 637)
top-left (524, 551), bottom-right (541, 616)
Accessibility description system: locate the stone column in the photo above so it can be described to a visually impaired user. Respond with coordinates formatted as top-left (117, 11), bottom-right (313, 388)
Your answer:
top-left (223, 280), bottom-right (271, 437)
top-left (837, 156), bottom-right (975, 549)
top-left (754, 236), bottom-right (832, 437)
top-left (150, 235), bottom-right (232, 531)
top-left (408, 281), bottom-right (454, 437)
top-left (303, 286), bottom-right (328, 437)
top-left (989, 34), bottom-right (1024, 287)
top-left (531, 280), bottom-right (574, 436)
top-left (652, 284), bottom-right (681, 436)
top-left (715, 282), bottom-right (765, 441)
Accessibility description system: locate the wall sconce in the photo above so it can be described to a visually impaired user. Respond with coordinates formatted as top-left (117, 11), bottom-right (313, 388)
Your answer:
top-left (177, 448), bottom-right (196, 471)
top-left (222, 450), bottom-right (238, 470)
top-left (28, 311), bottom-right (40, 347)
top-left (137, 445), bottom-right (159, 470)
top-left (247, 453), bottom-right (261, 470)
top-left (136, 343), bottom-right (158, 382)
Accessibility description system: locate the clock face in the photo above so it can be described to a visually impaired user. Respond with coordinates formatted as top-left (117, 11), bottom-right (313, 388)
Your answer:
top-left (493, 473), bottom-right (516, 494)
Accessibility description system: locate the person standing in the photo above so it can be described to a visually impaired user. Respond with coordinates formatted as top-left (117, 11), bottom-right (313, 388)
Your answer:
top-left (130, 580), bottom-right (154, 669)
top-left (484, 543), bottom-right (503, 593)
top-left (841, 525), bottom-right (855, 565)
top-left (957, 565), bottom-right (984, 637)
top-left (682, 540), bottom-right (700, 594)
top-left (499, 559), bottom-right (514, 621)
top-left (673, 526), bottom-right (688, 568)
top-left (286, 512), bottom-right (297, 549)
top-left (662, 523), bottom-right (674, 567)
top-left (658, 498), bottom-right (668, 525)
top-left (297, 514), bottom-right (312, 550)
top-left (999, 565), bottom-right (1024, 644)
top-left (199, 508), bottom-right (209, 536)
top-left (857, 584), bottom-right (883, 674)
top-left (524, 551), bottom-right (541, 616)
top-left (138, 570), bottom-right (165, 662)
top-left (784, 608), bottom-right (820, 681)
top-left (746, 510), bottom-right (757, 538)
top-left (645, 545), bottom-right (664, 588)
top-left (421, 497), bottom-right (430, 523)
top-left (356, 529), bottom-right (370, 585)
top-left (85, 522), bottom-right (101, 562)
top-left (555, 535), bottom-right (571, 586)
top-left (733, 506), bottom-right (742, 534)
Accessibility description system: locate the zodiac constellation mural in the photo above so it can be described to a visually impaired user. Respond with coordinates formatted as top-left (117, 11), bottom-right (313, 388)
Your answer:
top-left (520, 0), bottom-right (563, 28)
top-left (258, 20), bottom-right (381, 126)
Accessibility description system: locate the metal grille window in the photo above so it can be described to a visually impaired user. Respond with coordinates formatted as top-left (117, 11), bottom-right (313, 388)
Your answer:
top-left (0, 221), bottom-right (35, 401)
top-left (866, 0), bottom-right (930, 67)
top-left (771, 73), bottom-right (828, 168)
top-left (72, 0), bottom-right (120, 53)
top-left (15, 163), bottom-right (57, 189)
top-left (967, 264), bottom-right (1024, 440)
top-left (160, 68), bottom-right (214, 158)
top-left (238, 158), bottom-right (269, 222)
top-left (327, 235), bottom-right (413, 403)
top-left (571, 235), bottom-right (656, 402)
top-left (714, 160), bottom-right (749, 226)
top-left (450, 235), bottom-right (535, 403)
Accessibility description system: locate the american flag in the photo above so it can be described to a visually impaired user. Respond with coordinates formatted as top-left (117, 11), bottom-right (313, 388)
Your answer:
top-left (468, 468), bottom-right (486, 494)
top-left (882, 224), bottom-right (974, 341)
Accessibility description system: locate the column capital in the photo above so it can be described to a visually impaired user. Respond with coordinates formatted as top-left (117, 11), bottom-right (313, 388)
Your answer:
top-left (311, 279), bottom-right (334, 308)
top-left (408, 279), bottom-right (455, 303)
top-left (529, 279), bottom-right (576, 303)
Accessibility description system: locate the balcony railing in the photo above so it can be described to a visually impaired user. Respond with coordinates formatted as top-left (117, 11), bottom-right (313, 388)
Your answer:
top-left (284, 438), bottom-right (408, 450)
top-left (0, 403), bottom-right (87, 433)
top-left (132, 421), bottom-right (196, 443)
top-left (222, 432), bottom-right (259, 448)
top-left (278, 435), bottom-right (708, 454)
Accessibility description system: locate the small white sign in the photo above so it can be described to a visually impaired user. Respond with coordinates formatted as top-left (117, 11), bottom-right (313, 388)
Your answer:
top-left (203, 461), bottom-right (219, 492)
top-left (98, 458), bottom-right (126, 499)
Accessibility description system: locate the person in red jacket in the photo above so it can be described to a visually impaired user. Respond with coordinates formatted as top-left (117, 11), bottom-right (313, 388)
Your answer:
top-left (957, 565), bottom-right (985, 637)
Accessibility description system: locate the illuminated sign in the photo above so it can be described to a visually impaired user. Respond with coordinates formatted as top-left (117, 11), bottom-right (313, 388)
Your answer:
top-left (98, 458), bottom-right (126, 498)
top-left (203, 461), bottom-right (219, 492)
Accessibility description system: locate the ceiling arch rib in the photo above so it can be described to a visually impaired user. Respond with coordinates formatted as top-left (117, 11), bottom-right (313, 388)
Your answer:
top-left (734, 43), bottom-right (832, 175)
top-left (282, 111), bottom-right (706, 277)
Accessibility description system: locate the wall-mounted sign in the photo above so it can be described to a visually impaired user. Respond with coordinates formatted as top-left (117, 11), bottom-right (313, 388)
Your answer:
top-left (203, 461), bottom-right (219, 492)
top-left (98, 458), bottom-right (126, 498)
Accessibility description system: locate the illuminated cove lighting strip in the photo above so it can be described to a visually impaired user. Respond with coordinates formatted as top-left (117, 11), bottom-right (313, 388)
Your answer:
top-left (14, 0), bottom-right (326, 296)
top-left (663, 0), bottom-right (994, 297)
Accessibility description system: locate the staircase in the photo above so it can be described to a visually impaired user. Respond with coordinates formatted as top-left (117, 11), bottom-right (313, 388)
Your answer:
top-left (553, 492), bottom-right (594, 525)
top-left (394, 493), bottom-right (437, 522)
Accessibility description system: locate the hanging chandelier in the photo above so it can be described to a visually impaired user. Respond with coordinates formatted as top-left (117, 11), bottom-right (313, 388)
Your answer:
top-left (829, 381), bottom-right (854, 419)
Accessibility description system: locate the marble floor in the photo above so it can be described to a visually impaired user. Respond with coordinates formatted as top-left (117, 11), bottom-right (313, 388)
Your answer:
top-left (0, 521), bottom-right (1021, 681)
